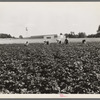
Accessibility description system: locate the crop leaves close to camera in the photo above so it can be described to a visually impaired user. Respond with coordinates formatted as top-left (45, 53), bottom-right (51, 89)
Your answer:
top-left (0, 42), bottom-right (100, 94)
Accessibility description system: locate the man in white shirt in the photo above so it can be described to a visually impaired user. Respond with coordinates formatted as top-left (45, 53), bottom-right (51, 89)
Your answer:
top-left (57, 33), bottom-right (64, 44)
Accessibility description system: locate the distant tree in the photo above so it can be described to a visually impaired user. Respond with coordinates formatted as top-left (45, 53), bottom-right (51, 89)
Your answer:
top-left (87, 25), bottom-right (100, 38)
top-left (19, 35), bottom-right (23, 39)
top-left (65, 32), bottom-right (78, 38)
top-left (0, 33), bottom-right (12, 38)
top-left (87, 34), bottom-right (96, 38)
top-left (96, 25), bottom-right (100, 37)
top-left (12, 36), bottom-right (16, 38)
top-left (69, 32), bottom-right (75, 38)
top-left (78, 32), bottom-right (86, 38)
top-left (70, 31), bottom-right (75, 35)
top-left (97, 25), bottom-right (100, 33)
top-left (65, 33), bottom-right (69, 38)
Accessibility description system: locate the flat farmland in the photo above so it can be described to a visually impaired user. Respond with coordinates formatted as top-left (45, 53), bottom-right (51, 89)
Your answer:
top-left (0, 38), bottom-right (100, 44)
top-left (0, 42), bottom-right (100, 94)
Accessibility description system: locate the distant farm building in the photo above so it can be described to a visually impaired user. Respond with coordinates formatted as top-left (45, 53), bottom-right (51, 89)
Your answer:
top-left (30, 34), bottom-right (57, 39)
top-left (43, 34), bottom-right (57, 40)
top-left (29, 34), bottom-right (58, 43)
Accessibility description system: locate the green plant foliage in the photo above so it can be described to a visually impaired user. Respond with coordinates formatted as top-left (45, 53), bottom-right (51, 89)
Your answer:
top-left (0, 43), bottom-right (100, 94)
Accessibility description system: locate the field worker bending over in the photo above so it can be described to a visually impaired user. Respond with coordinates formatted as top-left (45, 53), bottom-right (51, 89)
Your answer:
top-left (44, 41), bottom-right (49, 45)
top-left (57, 33), bottom-right (64, 44)
top-left (25, 41), bottom-right (29, 46)
top-left (64, 37), bottom-right (69, 44)
top-left (82, 39), bottom-right (86, 44)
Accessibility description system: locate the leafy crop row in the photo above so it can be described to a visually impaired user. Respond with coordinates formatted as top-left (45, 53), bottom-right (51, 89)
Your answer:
top-left (0, 43), bottom-right (100, 94)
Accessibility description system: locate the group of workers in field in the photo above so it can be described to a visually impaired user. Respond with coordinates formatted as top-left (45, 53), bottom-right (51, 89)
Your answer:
top-left (44, 33), bottom-right (86, 45)
top-left (44, 33), bottom-right (69, 45)
top-left (25, 33), bottom-right (86, 46)
top-left (56, 33), bottom-right (68, 44)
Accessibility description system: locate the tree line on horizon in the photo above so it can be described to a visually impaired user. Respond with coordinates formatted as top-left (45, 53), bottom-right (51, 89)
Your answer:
top-left (65, 25), bottom-right (100, 38)
top-left (0, 33), bottom-right (15, 38)
top-left (0, 25), bottom-right (100, 38)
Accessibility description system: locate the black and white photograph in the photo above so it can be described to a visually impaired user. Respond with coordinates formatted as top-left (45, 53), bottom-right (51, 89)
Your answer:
top-left (0, 2), bottom-right (100, 96)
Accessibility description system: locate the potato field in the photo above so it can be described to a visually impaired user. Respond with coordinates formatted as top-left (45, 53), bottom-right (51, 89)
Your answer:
top-left (0, 42), bottom-right (100, 94)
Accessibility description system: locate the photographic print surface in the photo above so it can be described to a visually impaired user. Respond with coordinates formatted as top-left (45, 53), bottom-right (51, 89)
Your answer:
top-left (0, 2), bottom-right (100, 96)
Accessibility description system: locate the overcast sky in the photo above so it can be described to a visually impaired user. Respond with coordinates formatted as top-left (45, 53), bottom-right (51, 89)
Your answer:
top-left (0, 2), bottom-right (100, 37)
